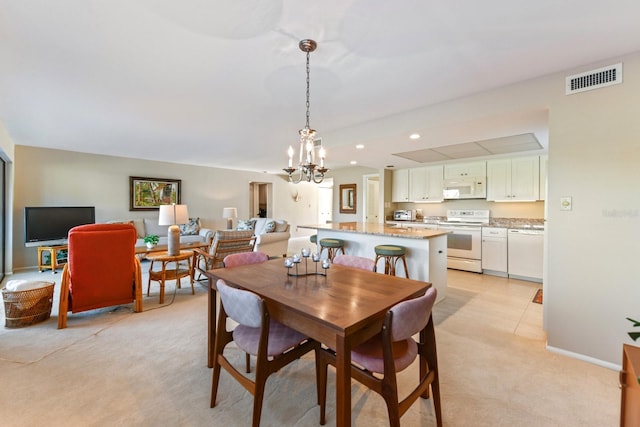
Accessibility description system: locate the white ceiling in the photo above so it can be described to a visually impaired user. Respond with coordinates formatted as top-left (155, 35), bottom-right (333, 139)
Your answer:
top-left (1, 1), bottom-right (640, 174)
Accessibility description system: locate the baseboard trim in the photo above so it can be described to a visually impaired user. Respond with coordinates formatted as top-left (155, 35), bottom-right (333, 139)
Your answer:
top-left (546, 344), bottom-right (621, 371)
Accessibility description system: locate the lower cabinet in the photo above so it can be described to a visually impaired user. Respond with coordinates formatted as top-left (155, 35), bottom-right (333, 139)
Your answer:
top-left (621, 344), bottom-right (640, 426)
top-left (481, 227), bottom-right (507, 276)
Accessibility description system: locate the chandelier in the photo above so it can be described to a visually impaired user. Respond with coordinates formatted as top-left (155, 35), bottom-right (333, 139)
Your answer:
top-left (283, 39), bottom-right (328, 184)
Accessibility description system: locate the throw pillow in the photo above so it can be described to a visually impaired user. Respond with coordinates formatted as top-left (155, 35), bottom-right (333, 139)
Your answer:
top-left (263, 220), bottom-right (276, 233)
top-left (236, 219), bottom-right (256, 231)
top-left (180, 217), bottom-right (200, 235)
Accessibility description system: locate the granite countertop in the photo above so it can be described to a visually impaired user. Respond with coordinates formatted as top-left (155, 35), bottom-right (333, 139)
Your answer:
top-left (386, 217), bottom-right (545, 230)
top-left (298, 222), bottom-right (450, 239)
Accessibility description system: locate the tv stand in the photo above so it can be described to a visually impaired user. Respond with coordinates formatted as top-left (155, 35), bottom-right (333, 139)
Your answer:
top-left (38, 244), bottom-right (68, 273)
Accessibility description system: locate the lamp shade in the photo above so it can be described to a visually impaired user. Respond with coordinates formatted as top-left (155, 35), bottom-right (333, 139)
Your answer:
top-left (158, 204), bottom-right (189, 226)
top-left (222, 207), bottom-right (237, 219)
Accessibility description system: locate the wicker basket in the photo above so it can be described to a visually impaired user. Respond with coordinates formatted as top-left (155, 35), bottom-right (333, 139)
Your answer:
top-left (2, 282), bottom-right (55, 328)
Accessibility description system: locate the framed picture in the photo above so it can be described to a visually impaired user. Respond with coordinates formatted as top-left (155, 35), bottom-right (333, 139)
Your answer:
top-left (339, 183), bottom-right (357, 214)
top-left (129, 176), bottom-right (181, 211)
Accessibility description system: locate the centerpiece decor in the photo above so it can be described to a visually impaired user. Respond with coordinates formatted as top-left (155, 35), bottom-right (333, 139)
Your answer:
top-left (284, 248), bottom-right (330, 276)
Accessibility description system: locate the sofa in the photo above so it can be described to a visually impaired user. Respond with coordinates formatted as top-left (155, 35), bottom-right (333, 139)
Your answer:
top-left (108, 218), bottom-right (213, 250)
top-left (236, 217), bottom-right (290, 258)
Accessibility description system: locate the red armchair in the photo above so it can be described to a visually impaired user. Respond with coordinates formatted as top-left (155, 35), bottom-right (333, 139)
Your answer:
top-left (58, 223), bottom-right (143, 329)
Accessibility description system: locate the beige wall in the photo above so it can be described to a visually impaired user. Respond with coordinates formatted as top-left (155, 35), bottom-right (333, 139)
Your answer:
top-left (12, 146), bottom-right (319, 269)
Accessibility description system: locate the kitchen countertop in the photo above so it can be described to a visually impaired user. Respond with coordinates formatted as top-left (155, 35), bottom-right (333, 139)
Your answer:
top-left (298, 222), bottom-right (450, 239)
top-left (387, 217), bottom-right (545, 230)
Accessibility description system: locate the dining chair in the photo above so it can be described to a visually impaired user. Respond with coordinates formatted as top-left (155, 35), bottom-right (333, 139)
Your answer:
top-left (211, 279), bottom-right (320, 427)
top-left (223, 250), bottom-right (270, 372)
top-left (317, 287), bottom-right (441, 427)
top-left (332, 254), bottom-right (376, 272)
top-left (223, 251), bottom-right (269, 268)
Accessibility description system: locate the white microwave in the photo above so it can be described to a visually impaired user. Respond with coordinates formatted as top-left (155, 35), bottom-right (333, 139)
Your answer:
top-left (442, 177), bottom-right (486, 199)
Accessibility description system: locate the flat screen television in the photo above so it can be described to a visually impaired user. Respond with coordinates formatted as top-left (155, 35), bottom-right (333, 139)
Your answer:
top-left (24, 206), bottom-right (96, 247)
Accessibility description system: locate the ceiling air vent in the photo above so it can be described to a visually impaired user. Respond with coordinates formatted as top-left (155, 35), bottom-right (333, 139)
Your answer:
top-left (566, 63), bottom-right (622, 95)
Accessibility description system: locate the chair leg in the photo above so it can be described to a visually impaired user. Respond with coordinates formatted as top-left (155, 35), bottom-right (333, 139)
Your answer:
top-left (245, 352), bottom-right (251, 373)
top-left (400, 255), bottom-right (409, 279)
top-left (252, 360), bottom-right (268, 427)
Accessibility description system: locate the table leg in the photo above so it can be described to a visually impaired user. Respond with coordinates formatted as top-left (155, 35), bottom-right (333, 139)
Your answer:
top-left (335, 335), bottom-right (351, 427)
top-left (159, 262), bottom-right (166, 304)
top-left (207, 276), bottom-right (216, 368)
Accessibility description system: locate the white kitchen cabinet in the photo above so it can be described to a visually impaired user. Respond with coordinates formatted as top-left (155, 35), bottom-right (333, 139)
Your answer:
top-left (487, 156), bottom-right (539, 201)
top-left (444, 161), bottom-right (486, 179)
top-left (392, 169), bottom-right (409, 202)
top-left (481, 227), bottom-right (507, 276)
top-left (409, 165), bottom-right (444, 202)
top-left (539, 154), bottom-right (548, 201)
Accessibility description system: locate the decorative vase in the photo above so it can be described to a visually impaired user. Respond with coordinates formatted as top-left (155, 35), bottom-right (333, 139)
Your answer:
top-left (146, 242), bottom-right (155, 249)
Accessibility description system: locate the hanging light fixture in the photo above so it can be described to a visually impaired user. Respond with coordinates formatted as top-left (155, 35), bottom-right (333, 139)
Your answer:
top-left (283, 39), bottom-right (328, 184)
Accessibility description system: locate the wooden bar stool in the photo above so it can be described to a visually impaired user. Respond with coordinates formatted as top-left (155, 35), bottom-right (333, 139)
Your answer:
top-left (374, 244), bottom-right (409, 278)
top-left (319, 238), bottom-right (345, 261)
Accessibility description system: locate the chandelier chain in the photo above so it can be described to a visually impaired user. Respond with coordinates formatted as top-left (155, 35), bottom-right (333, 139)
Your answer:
top-left (305, 50), bottom-right (311, 130)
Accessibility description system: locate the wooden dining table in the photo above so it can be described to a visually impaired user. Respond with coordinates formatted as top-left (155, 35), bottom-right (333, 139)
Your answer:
top-left (205, 258), bottom-right (430, 427)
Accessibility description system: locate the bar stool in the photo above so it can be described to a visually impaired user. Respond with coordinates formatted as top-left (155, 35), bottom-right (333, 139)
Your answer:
top-left (310, 234), bottom-right (317, 244)
top-left (319, 238), bottom-right (345, 261)
top-left (374, 245), bottom-right (409, 278)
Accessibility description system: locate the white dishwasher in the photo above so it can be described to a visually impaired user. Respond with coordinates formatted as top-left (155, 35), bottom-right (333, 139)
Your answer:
top-left (507, 228), bottom-right (544, 282)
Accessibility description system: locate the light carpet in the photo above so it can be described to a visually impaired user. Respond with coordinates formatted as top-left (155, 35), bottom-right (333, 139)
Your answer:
top-left (0, 261), bottom-right (619, 426)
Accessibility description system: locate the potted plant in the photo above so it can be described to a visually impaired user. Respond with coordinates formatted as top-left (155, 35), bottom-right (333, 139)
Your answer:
top-left (143, 235), bottom-right (159, 249)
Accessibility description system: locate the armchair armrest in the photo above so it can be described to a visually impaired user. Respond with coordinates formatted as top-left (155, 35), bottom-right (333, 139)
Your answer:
top-left (255, 231), bottom-right (290, 245)
top-left (199, 228), bottom-right (214, 245)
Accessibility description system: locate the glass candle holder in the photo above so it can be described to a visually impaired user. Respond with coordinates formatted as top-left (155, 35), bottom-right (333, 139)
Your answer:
top-left (292, 254), bottom-right (301, 263)
top-left (301, 247), bottom-right (311, 258)
top-left (322, 259), bottom-right (331, 270)
top-left (312, 252), bottom-right (320, 262)
top-left (284, 258), bottom-right (294, 268)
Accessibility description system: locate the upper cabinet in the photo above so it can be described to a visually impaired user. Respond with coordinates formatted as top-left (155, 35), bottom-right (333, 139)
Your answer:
top-left (487, 156), bottom-right (540, 201)
top-left (444, 161), bottom-right (486, 179)
top-left (391, 169), bottom-right (410, 202)
top-left (409, 165), bottom-right (444, 202)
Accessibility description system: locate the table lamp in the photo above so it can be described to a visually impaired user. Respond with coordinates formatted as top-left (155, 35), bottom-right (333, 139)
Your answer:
top-left (158, 204), bottom-right (189, 256)
top-left (222, 207), bottom-right (237, 230)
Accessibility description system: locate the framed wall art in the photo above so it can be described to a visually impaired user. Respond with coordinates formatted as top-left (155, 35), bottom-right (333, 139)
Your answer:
top-left (339, 183), bottom-right (357, 214)
top-left (129, 176), bottom-right (181, 211)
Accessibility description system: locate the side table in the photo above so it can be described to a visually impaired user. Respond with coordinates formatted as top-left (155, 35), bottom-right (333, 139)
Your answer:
top-left (37, 244), bottom-right (68, 273)
top-left (146, 250), bottom-right (194, 304)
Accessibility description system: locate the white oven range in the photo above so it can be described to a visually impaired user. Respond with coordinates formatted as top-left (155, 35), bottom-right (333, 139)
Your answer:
top-left (438, 209), bottom-right (489, 273)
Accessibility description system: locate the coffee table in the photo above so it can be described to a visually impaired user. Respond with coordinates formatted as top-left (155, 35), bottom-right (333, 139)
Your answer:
top-left (135, 241), bottom-right (209, 255)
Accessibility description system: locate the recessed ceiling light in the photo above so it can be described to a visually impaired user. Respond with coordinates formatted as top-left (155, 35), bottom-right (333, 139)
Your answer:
top-left (355, 144), bottom-right (364, 149)
top-left (350, 160), bottom-right (357, 165)
top-left (409, 133), bottom-right (421, 140)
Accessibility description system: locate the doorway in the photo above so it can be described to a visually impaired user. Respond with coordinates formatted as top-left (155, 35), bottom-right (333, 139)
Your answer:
top-left (362, 174), bottom-right (379, 223)
top-left (249, 182), bottom-right (272, 218)
top-left (318, 178), bottom-right (333, 224)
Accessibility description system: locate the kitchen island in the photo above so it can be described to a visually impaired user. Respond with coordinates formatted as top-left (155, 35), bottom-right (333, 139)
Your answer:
top-left (298, 222), bottom-right (449, 302)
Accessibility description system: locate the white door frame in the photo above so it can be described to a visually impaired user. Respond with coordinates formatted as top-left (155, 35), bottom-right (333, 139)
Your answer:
top-left (362, 173), bottom-right (380, 224)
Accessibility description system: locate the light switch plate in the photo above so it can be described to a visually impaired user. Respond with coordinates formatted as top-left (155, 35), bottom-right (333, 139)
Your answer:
top-left (560, 196), bottom-right (572, 211)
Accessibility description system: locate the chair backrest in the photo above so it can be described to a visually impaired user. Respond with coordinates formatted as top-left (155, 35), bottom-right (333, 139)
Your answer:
top-left (208, 230), bottom-right (256, 269)
top-left (390, 287), bottom-right (437, 341)
top-left (332, 254), bottom-right (376, 272)
top-left (223, 251), bottom-right (269, 268)
top-left (216, 279), bottom-right (263, 328)
top-left (67, 223), bottom-right (137, 312)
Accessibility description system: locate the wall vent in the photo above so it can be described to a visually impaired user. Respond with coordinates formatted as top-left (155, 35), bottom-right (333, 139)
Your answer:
top-left (566, 63), bottom-right (622, 95)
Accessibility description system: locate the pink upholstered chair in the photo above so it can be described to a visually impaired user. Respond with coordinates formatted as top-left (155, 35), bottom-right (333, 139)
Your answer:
top-left (211, 279), bottom-right (320, 427)
top-left (332, 254), bottom-right (376, 272)
top-left (58, 223), bottom-right (142, 329)
top-left (317, 287), bottom-right (441, 427)
top-left (223, 250), bottom-right (270, 372)
top-left (223, 251), bottom-right (269, 268)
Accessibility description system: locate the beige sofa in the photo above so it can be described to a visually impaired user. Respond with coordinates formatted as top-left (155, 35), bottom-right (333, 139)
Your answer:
top-left (246, 217), bottom-right (290, 258)
top-left (108, 218), bottom-right (213, 249)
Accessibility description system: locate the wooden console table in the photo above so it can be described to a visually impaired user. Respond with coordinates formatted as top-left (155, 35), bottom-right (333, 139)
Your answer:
top-left (37, 244), bottom-right (68, 273)
top-left (146, 250), bottom-right (194, 304)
